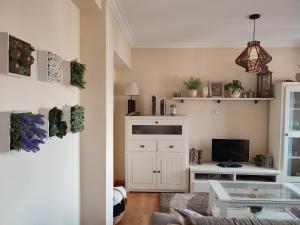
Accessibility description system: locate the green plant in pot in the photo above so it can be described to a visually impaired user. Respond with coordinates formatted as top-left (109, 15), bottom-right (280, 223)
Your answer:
top-left (184, 77), bottom-right (201, 97)
top-left (253, 154), bottom-right (265, 167)
top-left (49, 107), bottom-right (67, 138)
top-left (71, 105), bottom-right (85, 133)
top-left (225, 80), bottom-right (244, 98)
top-left (71, 59), bottom-right (86, 89)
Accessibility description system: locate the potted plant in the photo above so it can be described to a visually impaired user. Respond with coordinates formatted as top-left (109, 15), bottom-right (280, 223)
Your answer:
top-left (71, 105), bottom-right (85, 133)
top-left (225, 80), bottom-right (244, 98)
top-left (71, 59), bottom-right (86, 89)
top-left (49, 107), bottom-right (67, 138)
top-left (10, 113), bottom-right (47, 152)
top-left (253, 154), bottom-right (265, 167)
top-left (184, 77), bottom-right (201, 97)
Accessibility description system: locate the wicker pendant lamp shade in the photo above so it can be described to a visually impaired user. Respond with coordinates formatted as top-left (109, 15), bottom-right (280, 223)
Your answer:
top-left (235, 14), bottom-right (272, 73)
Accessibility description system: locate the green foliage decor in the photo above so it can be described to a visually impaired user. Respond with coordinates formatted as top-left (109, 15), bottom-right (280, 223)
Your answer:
top-left (49, 107), bottom-right (67, 138)
top-left (71, 59), bottom-right (86, 89)
top-left (225, 80), bottom-right (244, 93)
top-left (184, 77), bottom-right (202, 90)
top-left (71, 105), bottom-right (85, 133)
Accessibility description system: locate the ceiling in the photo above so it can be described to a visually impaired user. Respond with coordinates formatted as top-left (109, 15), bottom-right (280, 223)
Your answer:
top-left (110, 0), bottom-right (300, 48)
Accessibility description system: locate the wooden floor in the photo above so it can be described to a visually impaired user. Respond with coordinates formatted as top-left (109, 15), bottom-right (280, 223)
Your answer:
top-left (118, 192), bottom-right (160, 225)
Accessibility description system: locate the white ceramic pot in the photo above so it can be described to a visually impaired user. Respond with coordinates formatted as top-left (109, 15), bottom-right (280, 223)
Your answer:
top-left (230, 89), bottom-right (241, 98)
top-left (202, 87), bottom-right (209, 98)
top-left (188, 89), bottom-right (198, 98)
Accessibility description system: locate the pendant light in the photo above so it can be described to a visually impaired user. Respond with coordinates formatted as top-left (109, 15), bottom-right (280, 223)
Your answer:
top-left (235, 14), bottom-right (272, 73)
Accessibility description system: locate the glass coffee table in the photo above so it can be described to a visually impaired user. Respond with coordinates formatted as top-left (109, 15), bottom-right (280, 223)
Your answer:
top-left (208, 180), bottom-right (300, 219)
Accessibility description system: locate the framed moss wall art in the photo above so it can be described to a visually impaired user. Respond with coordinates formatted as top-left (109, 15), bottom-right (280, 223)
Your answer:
top-left (38, 50), bottom-right (63, 83)
top-left (48, 107), bottom-right (67, 138)
top-left (71, 59), bottom-right (86, 89)
top-left (0, 32), bottom-right (35, 77)
top-left (71, 105), bottom-right (85, 133)
top-left (10, 113), bottom-right (47, 153)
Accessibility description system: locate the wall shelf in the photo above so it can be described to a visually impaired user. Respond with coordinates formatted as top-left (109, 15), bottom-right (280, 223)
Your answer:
top-left (172, 97), bottom-right (274, 104)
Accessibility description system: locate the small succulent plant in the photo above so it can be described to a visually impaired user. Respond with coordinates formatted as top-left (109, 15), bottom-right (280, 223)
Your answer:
top-left (184, 77), bottom-right (202, 90)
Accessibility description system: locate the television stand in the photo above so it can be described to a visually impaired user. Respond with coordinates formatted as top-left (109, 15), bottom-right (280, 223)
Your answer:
top-left (190, 163), bottom-right (280, 193)
top-left (217, 162), bottom-right (242, 168)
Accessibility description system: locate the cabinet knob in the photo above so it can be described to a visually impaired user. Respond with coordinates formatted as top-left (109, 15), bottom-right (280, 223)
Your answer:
top-left (140, 145), bottom-right (145, 148)
top-left (169, 145), bottom-right (174, 149)
top-left (153, 170), bottom-right (157, 173)
top-left (155, 121), bottom-right (158, 124)
top-left (157, 171), bottom-right (161, 173)
top-left (285, 133), bottom-right (288, 136)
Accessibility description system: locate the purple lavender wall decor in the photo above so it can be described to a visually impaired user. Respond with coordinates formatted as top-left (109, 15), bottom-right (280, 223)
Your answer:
top-left (10, 113), bottom-right (47, 153)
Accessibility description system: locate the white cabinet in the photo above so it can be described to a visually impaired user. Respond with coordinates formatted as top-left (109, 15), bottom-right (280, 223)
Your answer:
top-left (269, 82), bottom-right (300, 183)
top-left (157, 153), bottom-right (187, 190)
top-left (125, 116), bottom-right (188, 192)
top-left (127, 152), bottom-right (157, 190)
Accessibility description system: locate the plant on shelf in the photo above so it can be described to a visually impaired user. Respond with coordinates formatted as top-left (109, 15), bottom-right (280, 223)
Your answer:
top-left (225, 80), bottom-right (244, 98)
top-left (71, 59), bottom-right (86, 89)
top-left (184, 77), bottom-right (202, 97)
top-left (49, 107), bottom-right (67, 138)
top-left (10, 113), bottom-right (47, 152)
top-left (71, 105), bottom-right (85, 133)
top-left (253, 154), bottom-right (265, 167)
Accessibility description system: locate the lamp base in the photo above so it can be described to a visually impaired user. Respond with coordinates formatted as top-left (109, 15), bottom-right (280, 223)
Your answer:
top-left (128, 99), bottom-right (136, 114)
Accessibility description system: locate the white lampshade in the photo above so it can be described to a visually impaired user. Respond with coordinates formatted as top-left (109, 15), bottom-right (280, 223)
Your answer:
top-left (124, 83), bottom-right (140, 96)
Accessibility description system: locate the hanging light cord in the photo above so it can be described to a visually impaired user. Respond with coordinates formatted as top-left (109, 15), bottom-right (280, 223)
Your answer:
top-left (253, 18), bottom-right (256, 41)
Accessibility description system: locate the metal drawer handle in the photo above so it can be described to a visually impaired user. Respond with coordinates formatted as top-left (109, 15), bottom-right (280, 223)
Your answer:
top-left (169, 145), bottom-right (174, 149)
top-left (140, 145), bottom-right (145, 148)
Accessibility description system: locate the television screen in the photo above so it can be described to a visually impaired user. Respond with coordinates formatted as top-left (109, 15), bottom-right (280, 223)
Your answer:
top-left (212, 139), bottom-right (249, 162)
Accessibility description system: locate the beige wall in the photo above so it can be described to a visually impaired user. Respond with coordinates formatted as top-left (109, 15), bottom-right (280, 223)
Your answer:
top-left (80, 1), bottom-right (131, 224)
top-left (0, 0), bottom-right (80, 224)
top-left (114, 47), bottom-right (300, 180)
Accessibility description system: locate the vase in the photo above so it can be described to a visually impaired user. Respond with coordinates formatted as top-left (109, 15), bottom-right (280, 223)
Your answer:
top-left (202, 87), bottom-right (209, 98)
top-left (188, 89), bottom-right (198, 98)
top-left (230, 89), bottom-right (241, 98)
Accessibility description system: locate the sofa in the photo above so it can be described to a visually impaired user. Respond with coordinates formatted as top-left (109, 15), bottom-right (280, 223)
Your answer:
top-left (150, 212), bottom-right (300, 225)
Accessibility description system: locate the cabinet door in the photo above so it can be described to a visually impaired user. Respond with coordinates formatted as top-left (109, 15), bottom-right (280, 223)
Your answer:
top-left (127, 152), bottom-right (156, 190)
top-left (156, 153), bottom-right (188, 191)
top-left (284, 86), bottom-right (300, 182)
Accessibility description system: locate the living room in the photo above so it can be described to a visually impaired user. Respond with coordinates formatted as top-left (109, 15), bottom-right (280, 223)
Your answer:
top-left (0, 0), bottom-right (300, 225)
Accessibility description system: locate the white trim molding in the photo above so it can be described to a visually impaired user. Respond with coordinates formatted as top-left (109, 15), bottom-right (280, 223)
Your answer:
top-left (108, 0), bottom-right (135, 46)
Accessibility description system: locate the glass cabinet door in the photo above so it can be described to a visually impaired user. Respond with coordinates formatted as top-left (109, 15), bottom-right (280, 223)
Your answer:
top-left (285, 88), bottom-right (300, 180)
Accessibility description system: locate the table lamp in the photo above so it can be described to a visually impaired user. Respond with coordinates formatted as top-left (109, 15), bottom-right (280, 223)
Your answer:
top-left (124, 83), bottom-right (140, 114)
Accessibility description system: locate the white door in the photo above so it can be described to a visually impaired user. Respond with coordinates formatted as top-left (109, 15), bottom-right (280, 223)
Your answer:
top-left (156, 153), bottom-right (187, 191)
top-left (284, 86), bottom-right (300, 182)
top-left (127, 152), bottom-right (157, 190)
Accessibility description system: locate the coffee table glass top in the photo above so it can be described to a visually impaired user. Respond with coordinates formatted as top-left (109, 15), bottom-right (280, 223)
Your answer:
top-left (219, 182), bottom-right (300, 201)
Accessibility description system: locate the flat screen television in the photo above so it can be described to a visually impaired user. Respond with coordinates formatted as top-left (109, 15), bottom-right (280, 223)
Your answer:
top-left (212, 139), bottom-right (249, 162)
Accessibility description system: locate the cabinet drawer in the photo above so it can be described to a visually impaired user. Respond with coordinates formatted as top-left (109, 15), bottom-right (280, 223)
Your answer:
top-left (157, 141), bottom-right (186, 152)
top-left (128, 140), bottom-right (156, 152)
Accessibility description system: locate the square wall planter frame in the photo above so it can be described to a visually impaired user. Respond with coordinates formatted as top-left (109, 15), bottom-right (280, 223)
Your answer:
top-left (0, 112), bottom-right (11, 153)
top-left (40, 106), bottom-right (71, 139)
top-left (63, 61), bottom-right (71, 86)
top-left (0, 32), bottom-right (33, 78)
top-left (38, 50), bottom-right (64, 83)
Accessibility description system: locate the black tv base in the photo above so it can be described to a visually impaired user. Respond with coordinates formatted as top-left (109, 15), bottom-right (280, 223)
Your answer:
top-left (217, 162), bottom-right (242, 168)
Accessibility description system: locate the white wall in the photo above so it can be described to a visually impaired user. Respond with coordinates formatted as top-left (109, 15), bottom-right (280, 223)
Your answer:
top-left (0, 1), bottom-right (80, 225)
